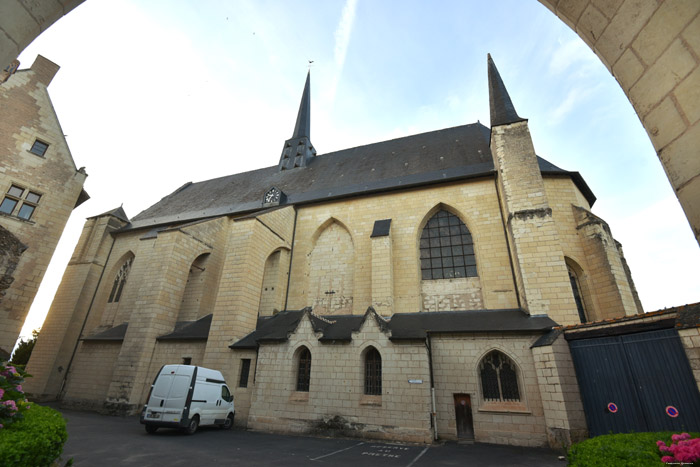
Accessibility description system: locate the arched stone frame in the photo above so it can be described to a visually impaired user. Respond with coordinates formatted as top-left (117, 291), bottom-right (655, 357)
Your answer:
top-left (473, 346), bottom-right (529, 411)
top-left (177, 252), bottom-right (211, 322)
top-left (258, 246), bottom-right (291, 317)
top-left (307, 217), bottom-right (355, 314)
top-left (416, 203), bottom-right (482, 280)
top-left (416, 203), bottom-right (485, 311)
top-left (99, 250), bottom-right (135, 327)
top-left (360, 344), bottom-right (383, 396)
top-left (294, 345), bottom-right (312, 392)
top-left (564, 256), bottom-right (593, 323)
top-left (288, 342), bottom-right (314, 399)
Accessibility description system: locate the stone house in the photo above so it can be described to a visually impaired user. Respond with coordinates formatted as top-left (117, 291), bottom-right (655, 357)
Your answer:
top-left (25, 56), bottom-right (647, 447)
top-left (0, 55), bottom-right (88, 357)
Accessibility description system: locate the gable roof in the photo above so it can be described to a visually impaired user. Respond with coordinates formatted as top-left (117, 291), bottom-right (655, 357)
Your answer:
top-left (123, 123), bottom-right (594, 231)
top-left (230, 308), bottom-right (557, 349)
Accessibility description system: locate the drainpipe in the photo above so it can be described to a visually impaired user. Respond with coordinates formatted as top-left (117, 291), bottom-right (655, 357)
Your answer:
top-left (494, 176), bottom-right (522, 309)
top-left (426, 333), bottom-right (438, 441)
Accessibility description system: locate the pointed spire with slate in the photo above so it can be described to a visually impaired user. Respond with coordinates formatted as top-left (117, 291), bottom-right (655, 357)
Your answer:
top-left (487, 54), bottom-right (526, 128)
top-left (279, 71), bottom-right (317, 170)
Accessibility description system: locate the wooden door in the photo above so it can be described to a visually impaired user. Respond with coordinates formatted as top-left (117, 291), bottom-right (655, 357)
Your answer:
top-left (454, 393), bottom-right (474, 439)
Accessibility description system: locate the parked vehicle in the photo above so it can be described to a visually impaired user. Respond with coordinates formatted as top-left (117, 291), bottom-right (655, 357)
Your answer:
top-left (140, 364), bottom-right (234, 434)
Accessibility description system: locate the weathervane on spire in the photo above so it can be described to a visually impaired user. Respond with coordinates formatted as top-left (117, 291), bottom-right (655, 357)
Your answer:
top-left (308, 60), bottom-right (314, 70)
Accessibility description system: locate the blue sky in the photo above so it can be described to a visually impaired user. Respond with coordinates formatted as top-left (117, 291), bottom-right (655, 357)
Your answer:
top-left (15, 0), bottom-right (699, 341)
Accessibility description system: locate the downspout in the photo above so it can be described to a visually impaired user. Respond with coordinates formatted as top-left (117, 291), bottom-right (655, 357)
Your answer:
top-left (283, 207), bottom-right (298, 312)
top-left (426, 333), bottom-right (438, 441)
top-left (59, 228), bottom-right (117, 399)
top-left (494, 176), bottom-right (522, 309)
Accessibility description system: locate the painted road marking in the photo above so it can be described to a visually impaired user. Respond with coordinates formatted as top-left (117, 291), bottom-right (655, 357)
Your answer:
top-left (405, 446), bottom-right (429, 467)
top-left (311, 441), bottom-right (365, 461)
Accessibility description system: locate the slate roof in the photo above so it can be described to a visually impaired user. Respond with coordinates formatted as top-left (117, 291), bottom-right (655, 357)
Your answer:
top-left (230, 308), bottom-right (557, 349)
top-left (157, 314), bottom-right (212, 341)
top-left (487, 54), bottom-right (527, 127)
top-left (82, 323), bottom-right (128, 341)
top-left (122, 123), bottom-right (595, 231)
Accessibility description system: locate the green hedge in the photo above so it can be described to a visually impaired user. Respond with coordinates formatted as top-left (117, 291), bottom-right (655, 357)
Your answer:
top-left (568, 431), bottom-right (700, 467)
top-left (0, 404), bottom-right (68, 467)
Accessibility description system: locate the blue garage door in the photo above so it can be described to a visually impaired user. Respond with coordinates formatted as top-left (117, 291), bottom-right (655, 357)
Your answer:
top-left (570, 329), bottom-right (700, 436)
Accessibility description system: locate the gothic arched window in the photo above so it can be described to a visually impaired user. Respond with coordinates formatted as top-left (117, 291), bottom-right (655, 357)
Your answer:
top-left (364, 347), bottom-right (382, 395)
top-left (479, 351), bottom-right (520, 402)
top-left (419, 209), bottom-right (476, 280)
top-left (108, 257), bottom-right (133, 303)
top-left (568, 265), bottom-right (588, 323)
top-left (296, 347), bottom-right (311, 392)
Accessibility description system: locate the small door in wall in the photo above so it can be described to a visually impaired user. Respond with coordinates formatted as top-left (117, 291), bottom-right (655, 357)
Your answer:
top-left (454, 393), bottom-right (474, 439)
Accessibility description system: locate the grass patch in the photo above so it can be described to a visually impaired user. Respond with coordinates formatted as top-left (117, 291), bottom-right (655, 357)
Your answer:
top-left (0, 404), bottom-right (68, 467)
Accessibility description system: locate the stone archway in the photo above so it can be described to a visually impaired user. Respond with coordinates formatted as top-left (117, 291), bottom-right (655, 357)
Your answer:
top-left (1, 0), bottom-right (698, 244)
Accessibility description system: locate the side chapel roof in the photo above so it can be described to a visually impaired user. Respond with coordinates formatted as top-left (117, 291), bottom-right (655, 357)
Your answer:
top-left (230, 308), bottom-right (557, 349)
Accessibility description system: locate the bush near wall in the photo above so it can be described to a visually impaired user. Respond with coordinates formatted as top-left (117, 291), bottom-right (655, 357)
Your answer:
top-left (0, 403), bottom-right (68, 467)
top-left (568, 432), bottom-right (700, 467)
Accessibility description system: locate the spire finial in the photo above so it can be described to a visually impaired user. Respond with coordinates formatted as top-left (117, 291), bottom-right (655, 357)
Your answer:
top-left (487, 54), bottom-right (526, 128)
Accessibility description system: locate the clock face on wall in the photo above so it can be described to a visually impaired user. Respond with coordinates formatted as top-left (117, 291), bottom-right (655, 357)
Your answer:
top-left (264, 187), bottom-right (281, 205)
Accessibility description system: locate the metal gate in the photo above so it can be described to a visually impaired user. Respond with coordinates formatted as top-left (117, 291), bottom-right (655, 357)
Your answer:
top-left (569, 328), bottom-right (700, 436)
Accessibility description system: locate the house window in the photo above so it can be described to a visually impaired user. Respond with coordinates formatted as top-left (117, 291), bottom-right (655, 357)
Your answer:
top-left (479, 351), bottom-right (520, 402)
top-left (182, 357), bottom-right (192, 365)
top-left (296, 347), bottom-right (311, 392)
top-left (0, 185), bottom-right (41, 220)
top-left (239, 359), bottom-right (251, 388)
top-left (29, 140), bottom-right (49, 157)
top-left (420, 209), bottom-right (477, 280)
top-left (364, 347), bottom-right (382, 395)
top-left (108, 257), bottom-right (133, 303)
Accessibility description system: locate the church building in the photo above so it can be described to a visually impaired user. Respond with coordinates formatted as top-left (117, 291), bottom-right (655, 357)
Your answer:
top-left (25, 55), bottom-right (645, 447)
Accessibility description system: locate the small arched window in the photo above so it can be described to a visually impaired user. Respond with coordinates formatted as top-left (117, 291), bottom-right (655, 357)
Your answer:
top-left (364, 347), bottom-right (382, 395)
top-left (479, 351), bottom-right (520, 402)
top-left (420, 209), bottom-right (476, 280)
top-left (108, 257), bottom-right (133, 303)
top-left (296, 347), bottom-right (311, 392)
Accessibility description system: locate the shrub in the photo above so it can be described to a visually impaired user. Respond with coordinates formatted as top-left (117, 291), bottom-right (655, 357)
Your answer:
top-left (0, 360), bottom-right (29, 428)
top-left (568, 432), bottom-right (700, 467)
top-left (0, 403), bottom-right (68, 467)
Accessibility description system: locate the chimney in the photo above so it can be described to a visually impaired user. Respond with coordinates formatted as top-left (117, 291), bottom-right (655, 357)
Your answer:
top-left (30, 55), bottom-right (60, 86)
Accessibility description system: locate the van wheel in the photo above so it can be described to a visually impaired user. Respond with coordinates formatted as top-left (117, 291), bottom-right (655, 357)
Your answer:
top-left (145, 424), bottom-right (158, 434)
top-left (184, 415), bottom-right (199, 435)
top-left (222, 413), bottom-right (234, 430)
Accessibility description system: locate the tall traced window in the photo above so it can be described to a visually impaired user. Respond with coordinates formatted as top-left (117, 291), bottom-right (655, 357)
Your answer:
top-left (108, 257), bottom-right (133, 303)
top-left (568, 266), bottom-right (587, 323)
top-left (296, 347), bottom-right (311, 392)
top-left (0, 184), bottom-right (41, 220)
top-left (479, 351), bottom-right (520, 402)
top-left (364, 347), bottom-right (382, 396)
top-left (420, 209), bottom-right (477, 280)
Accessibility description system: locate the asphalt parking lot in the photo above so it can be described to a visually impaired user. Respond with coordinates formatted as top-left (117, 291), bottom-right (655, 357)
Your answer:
top-left (56, 407), bottom-right (565, 466)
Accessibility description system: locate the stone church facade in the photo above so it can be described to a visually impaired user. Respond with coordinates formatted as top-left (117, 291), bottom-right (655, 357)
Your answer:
top-left (0, 55), bottom-right (89, 357)
top-left (26, 56), bottom-right (644, 447)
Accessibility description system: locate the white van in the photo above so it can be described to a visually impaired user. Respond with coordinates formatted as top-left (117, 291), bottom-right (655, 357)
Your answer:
top-left (140, 365), bottom-right (235, 434)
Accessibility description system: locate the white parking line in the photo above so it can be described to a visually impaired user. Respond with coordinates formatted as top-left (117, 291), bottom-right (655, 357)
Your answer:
top-left (311, 441), bottom-right (365, 461)
top-left (404, 446), bottom-right (429, 467)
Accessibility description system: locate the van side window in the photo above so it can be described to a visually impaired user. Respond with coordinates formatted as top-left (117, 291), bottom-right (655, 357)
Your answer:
top-left (239, 359), bottom-right (251, 388)
top-left (221, 385), bottom-right (233, 403)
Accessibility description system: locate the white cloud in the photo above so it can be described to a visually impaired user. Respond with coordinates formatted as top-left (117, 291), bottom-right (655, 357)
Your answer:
top-left (549, 38), bottom-right (597, 75)
top-left (329, 0), bottom-right (358, 103)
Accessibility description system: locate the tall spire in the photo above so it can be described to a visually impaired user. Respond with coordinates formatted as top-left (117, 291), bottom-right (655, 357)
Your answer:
top-left (487, 54), bottom-right (526, 128)
top-left (292, 71), bottom-right (311, 139)
top-left (279, 71), bottom-right (316, 170)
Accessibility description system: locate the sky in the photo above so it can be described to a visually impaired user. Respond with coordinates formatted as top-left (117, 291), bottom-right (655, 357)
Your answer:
top-left (14, 0), bottom-right (700, 344)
